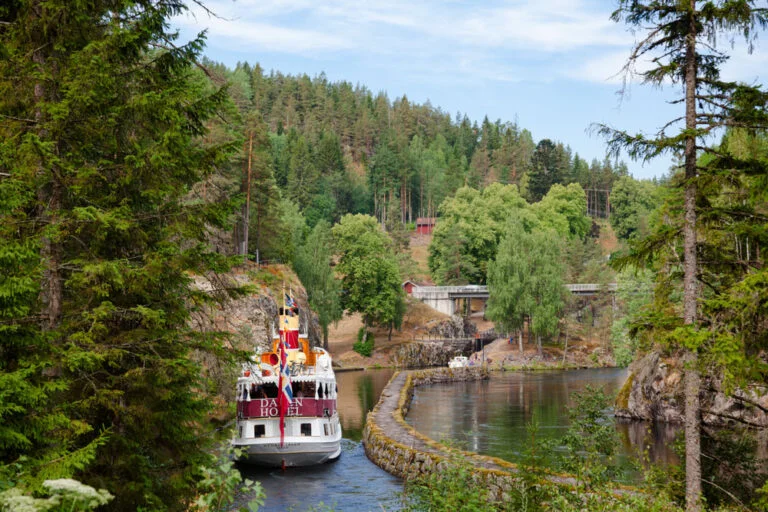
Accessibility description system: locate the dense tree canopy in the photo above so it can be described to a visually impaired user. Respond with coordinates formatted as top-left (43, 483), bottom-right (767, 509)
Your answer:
top-left (609, 176), bottom-right (660, 241)
top-left (198, 59), bottom-right (632, 232)
top-left (0, 0), bottom-right (241, 509)
top-left (428, 183), bottom-right (589, 284)
top-left (293, 221), bottom-right (343, 349)
top-left (332, 215), bottom-right (404, 335)
top-left (487, 221), bottom-right (566, 355)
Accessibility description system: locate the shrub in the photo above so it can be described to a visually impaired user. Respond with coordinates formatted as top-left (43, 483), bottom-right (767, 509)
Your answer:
top-left (353, 328), bottom-right (374, 357)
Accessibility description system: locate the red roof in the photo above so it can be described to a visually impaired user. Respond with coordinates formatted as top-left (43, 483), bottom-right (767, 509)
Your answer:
top-left (415, 217), bottom-right (436, 226)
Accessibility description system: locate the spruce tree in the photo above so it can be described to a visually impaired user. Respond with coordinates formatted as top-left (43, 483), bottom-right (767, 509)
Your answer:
top-left (0, 1), bottom-right (238, 509)
top-left (601, 2), bottom-right (768, 510)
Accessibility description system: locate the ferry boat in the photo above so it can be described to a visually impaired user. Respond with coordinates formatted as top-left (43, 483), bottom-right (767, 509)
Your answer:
top-left (232, 295), bottom-right (342, 467)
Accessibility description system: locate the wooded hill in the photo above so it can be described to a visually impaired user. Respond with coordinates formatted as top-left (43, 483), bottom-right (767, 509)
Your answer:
top-left (201, 59), bottom-right (636, 261)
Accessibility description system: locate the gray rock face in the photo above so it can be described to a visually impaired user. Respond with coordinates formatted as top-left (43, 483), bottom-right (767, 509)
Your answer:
top-left (616, 351), bottom-right (768, 428)
top-left (427, 314), bottom-right (476, 339)
top-left (190, 273), bottom-right (321, 352)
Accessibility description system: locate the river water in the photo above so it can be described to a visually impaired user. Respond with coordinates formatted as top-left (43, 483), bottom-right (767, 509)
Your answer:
top-left (235, 367), bottom-right (680, 510)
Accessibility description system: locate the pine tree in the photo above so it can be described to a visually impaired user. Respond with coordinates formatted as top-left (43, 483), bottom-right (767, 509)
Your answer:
top-left (0, 1), bottom-right (238, 509)
top-left (601, 2), bottom-right (768, 509)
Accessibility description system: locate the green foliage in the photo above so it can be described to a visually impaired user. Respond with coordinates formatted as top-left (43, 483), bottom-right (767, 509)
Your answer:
top-left (293, 221), bottom-right (343, 348)
top-left (242, 115), bottom-right (283, 262)
top-left (272, 198), bottom-right (307, 263)
top-left (532, 183), bottom-right (591, 240)
top-left (609, 177), bottom-right (659, 241)
top-left (191, 450), bottom-right (264, 512)
top-left (431, 229), bottom-right (478, 285)
top-left (527, 139), bottom-right (570, 202)
top-left (0, 1), bottom-right (243, 509)
top-left (403, 458), bottom-right (493, 512)
top-left (205, 55), bottom-right (627, 244)
top-left (557, 386), bottom-right (625, 490)
top-left (428, 184), bottom-right (528, 284)
top-left (487, 220), bottom-right (565, 342)
top-left (353, 328), bottom-right (375, 357)
top-left (332, 215), bottom-right (404, 333)
top-left (602, 3), bottom-right (768, 505)
top-left (429, 182), bottom-right (588, 285)
top-left (610, 268), bottom-right (655, 367)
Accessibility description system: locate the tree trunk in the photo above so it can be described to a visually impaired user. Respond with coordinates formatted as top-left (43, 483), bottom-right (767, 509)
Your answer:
top-left (33, 46), bottom-right (63, 330)
top-left (243, 132), bottom-right (253, 264)
top-left (683, 3), bottom-right (702, 510)
top-left (562, 329), bottom-right (568, 366)
top-left (518, 330), bottom-right (523, 354)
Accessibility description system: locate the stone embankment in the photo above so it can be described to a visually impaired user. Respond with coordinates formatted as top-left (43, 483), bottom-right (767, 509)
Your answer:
top-left (362, 367), bottom-right (577, 500)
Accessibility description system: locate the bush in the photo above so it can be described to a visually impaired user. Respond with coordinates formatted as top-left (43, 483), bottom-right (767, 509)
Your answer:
top-left (353, 328), bottom-right (374, 357)
top-left (403, 459), bottom-right (494, 511)
top-left (191, 449), bottom-right (264, 512)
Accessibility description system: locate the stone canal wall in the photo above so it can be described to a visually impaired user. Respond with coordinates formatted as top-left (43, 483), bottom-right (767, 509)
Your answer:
top-left (363, 367), bottom-right (543, 500)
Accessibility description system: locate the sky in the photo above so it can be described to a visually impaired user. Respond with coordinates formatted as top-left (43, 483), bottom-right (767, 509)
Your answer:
top-left (174, 0), bottom-right (768, 180)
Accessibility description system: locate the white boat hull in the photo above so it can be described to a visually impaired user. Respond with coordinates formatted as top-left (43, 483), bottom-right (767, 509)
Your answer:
top-left (233, 432), bottom-right (342, 467)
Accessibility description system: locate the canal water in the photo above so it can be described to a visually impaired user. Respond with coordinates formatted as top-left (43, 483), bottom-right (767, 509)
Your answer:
top-left (405, 368), bottom-right (680, 479)
top-left (235, 367), bottom-right (680, 510)
top-left (234, 368), bottom-right (403, 512)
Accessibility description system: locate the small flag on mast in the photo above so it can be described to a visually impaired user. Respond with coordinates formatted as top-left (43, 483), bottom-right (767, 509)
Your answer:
top-left (285, 293), bottom-right (296, 309)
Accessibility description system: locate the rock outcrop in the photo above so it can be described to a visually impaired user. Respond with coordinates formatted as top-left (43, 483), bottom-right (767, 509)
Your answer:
top-left (190, 266), bottom-right (321, 402)
top-left (616, 351), bottom-right (768, 428)
top-left (427, 314), bottom-right (476, 339)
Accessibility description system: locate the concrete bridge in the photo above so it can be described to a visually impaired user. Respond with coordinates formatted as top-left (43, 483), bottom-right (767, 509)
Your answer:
top-left (410, 283), bottom-right (616, 316)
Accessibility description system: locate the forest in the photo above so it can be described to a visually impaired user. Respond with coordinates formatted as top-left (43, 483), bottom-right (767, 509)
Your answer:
top-left (200, 57), bottom-right (634, 264)
top-left (1, 0), bottom-right (767, 511)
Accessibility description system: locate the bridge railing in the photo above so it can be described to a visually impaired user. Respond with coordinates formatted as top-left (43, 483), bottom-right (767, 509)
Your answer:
top-left (412, 283), bottom-right (617, 297)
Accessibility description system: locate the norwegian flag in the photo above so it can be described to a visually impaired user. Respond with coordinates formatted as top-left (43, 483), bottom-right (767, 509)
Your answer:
top-left (277, 332), bottom-right (293, 447)
top-left (285, 293), bottom-right (297, 309)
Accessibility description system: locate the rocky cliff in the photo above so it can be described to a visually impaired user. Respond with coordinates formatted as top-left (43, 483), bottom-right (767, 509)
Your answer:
top-left (190, 265), bottom-right (320, 402)
top-left (616, 351), bottom-right (768, 428)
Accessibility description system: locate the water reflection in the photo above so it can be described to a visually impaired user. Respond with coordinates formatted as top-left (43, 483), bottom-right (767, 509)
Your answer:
top-left (616, 419), bottom-right (681, 467)
top-left (405, 368), bottom-right (680, 475)
top-left (336, 369), bottom-right (396, 441)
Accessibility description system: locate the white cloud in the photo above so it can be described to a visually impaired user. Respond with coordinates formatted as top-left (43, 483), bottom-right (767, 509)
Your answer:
top-left (177, 4), bottom-right (351, 52)
top-left (569, 50), bottom-right (641, 85)
top-left (448, 4), bottom-right (626, 52)
top-left (177, 0), bottom-right (626, 58)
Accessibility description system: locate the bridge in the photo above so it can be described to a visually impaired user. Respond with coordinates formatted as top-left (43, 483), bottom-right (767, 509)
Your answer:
top-left (410, 283), bottom-right (616, 316)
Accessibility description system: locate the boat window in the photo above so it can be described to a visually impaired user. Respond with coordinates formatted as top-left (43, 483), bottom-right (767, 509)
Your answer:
top-left (262, 383), bottom-right (278, 398)
top-left (239, 427), bottom-right (243, 438)
top-left (300, 423), bottom-right (312, 436)
top-left (254, 424), bottom-right (265, 438)
top-left (293, 382), bottom-right (315, 398)
top-left (324, 424), bottom-right (329, 436)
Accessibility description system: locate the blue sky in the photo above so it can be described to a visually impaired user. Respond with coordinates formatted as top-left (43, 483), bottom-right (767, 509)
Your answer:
top-left (174, 0), bottom-right (767, 180)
